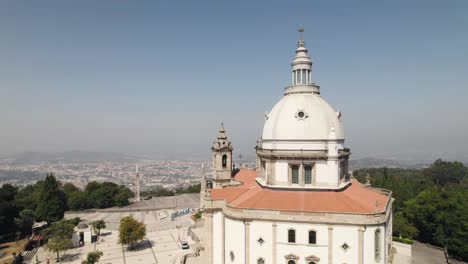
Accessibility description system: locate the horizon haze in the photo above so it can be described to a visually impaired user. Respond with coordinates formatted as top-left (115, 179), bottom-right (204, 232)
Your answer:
top-left (1, 0), bottom-right (467, 162)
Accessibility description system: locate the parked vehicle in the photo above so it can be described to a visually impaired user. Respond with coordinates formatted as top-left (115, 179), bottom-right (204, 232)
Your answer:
top-left (181, 241), bottom-right (189, 249)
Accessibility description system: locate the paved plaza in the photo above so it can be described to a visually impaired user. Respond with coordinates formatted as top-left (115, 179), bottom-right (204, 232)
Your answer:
top-left (31, 194), bottom-right (201, 263)
top-left (34, 223), bottom-right (195, 264)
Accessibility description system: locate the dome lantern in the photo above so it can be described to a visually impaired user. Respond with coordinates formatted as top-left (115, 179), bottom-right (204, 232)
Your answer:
top-left (286, 27), bottom-right (320, 95)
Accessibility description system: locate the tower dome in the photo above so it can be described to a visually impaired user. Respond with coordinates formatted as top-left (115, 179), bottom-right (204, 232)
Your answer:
top-left (256, 28), bottom-right (350, 190)
top-left (262, 93), bottom-right (344, 143)
top-left (261, 27), bottom-right (344, 150)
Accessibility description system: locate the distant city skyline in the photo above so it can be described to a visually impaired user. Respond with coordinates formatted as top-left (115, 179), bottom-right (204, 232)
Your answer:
top-left (1, 1), bottom-right (467, 161)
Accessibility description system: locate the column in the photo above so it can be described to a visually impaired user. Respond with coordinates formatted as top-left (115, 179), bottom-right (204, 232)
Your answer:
top-left (272, 223), bottom-right (277, 264)
top-left (358, 226), bottom-right (365, 264)
top-left (300, 163), bottom-right (304, 187)
top-left (221, 214), bottom-right (225, 264)
top-left (205, 213), bottom-right (213, 264)
top-left (328, 226), bottom-right (333, 264)
top-left (245, 221), bottom-right (251, 264)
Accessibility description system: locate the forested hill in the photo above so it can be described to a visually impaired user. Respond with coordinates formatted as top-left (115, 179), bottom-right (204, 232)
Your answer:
top-left (354, 159), bottom-right (468, 261)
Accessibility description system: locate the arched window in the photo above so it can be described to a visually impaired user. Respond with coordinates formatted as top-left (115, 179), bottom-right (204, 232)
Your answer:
top-left (304, 165), bottom-right (312, 184)
top-left (222, 154), bottom-right (227, 168)
top-left (308, 230), bottom-right (316, 244)
top-left (375, 229), bottom-right (381, 261)
top-left (257, 258), bottom-right (265, 264)
top-left (291, 165), bottom-right (299, 184)
top-left (288, 260), bottom-right (296, 264)
top-left (288, 229), bottom-right (296, 243)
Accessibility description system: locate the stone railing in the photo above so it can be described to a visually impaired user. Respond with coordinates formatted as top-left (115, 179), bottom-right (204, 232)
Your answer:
top-left (256, 149), bottom-right (327, 159)
top-left (256, 148), bottom-right (350, 160)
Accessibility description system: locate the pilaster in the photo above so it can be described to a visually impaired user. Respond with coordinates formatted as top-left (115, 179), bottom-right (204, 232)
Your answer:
top-left (358, 226), bottom-right (365, 264)
top-left (245, 221), bottom-right (251, 264)
top-left (328, 226), bottom-right (333, 264)
top-left (272, 223), bottom-right (277, 264)
top-left (221, 213), bottom-right (225, 264)
top-left (205, 213), bottom-right (213, 264)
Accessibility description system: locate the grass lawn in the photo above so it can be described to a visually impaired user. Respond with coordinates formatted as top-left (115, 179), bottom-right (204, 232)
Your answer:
top-left (0, 239), bottom-right (28, 264)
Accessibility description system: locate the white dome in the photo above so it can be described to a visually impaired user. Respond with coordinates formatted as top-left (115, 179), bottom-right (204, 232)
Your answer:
top-left (262, 93), bottom-right (344, 141)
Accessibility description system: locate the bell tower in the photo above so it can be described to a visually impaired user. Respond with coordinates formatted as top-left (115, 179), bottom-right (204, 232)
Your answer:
top-left (211, 123), bottom-right (233, 188)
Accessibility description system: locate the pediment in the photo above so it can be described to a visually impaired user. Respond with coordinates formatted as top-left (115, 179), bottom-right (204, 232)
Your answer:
top-left (284, 254), bottom-right (299, 260)
top-left (305, 255), bottom-right (320, 261)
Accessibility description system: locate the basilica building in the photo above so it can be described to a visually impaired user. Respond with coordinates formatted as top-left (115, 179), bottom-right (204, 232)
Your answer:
top-left (201, 31), bottom-right (393, 264)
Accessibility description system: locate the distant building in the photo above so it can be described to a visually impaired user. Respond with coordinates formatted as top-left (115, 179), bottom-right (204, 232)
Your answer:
top-left (201, 29), bottom-right (393, 264)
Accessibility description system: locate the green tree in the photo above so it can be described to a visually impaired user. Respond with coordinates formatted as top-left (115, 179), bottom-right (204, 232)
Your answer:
top-left (0, 184), bottom-right (18, 201)
top-left (35, 173), bottom-right (67, 223)
top-left (424, 159), bottom-right (468, 186)
top-left (68, 192), bottom-right (90, 211)
top-left (118, 216), bottom-right (146, 249)
top-left (14, 183), bottom-right (43, 211)
top-left (61, 182), bottom-right (80, 195)
top-left (81, 251), bottom-right (103, 264)
top-left (392, 212), bottom-right (418, 239)
top-left (14, 209), bottom-right (35, 236)
top-left (0, 184), bottom-right (19, 235)
top-left (114, 187), bottom-right (133, 206)
top-left (43, 220), bottom-right (75, 261)
top-left (68, 217), bottom-right (81, 226)
top-left (404, 186), bottom-right (468, 260)
top-left (91, 220), bottom-right (106, 237)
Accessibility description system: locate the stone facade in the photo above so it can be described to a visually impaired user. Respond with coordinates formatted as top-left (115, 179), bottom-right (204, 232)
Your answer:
top-left (201, 29), bottom-right (393, 264)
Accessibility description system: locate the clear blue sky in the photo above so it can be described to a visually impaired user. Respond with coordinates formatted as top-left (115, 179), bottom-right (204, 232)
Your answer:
top-left (1, 0), bottom-right (467, 161)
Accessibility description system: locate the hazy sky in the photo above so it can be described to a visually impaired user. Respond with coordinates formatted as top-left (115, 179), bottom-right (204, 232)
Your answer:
top-left (1, 0), bottom-right (467, 161)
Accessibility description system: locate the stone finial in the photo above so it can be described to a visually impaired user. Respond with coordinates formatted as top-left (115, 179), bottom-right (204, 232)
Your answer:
top-left (365, 173), bottom-right (371, 186)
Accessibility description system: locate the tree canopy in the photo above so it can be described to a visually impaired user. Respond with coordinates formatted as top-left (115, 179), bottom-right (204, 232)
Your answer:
top-left (0, 184), bottom-right (19, 236)
top-left (35, 173), bottom-right (67, 223)
top-left (0, 172), bottom-right (134, 238)
top-left (355, 159), bottom-right (468, 261)
top-left (43, 220), bottom-right (75, 261)
top-left (81, 251), bottom-right (103, 264)
top-left (423, 159), bottom-right (468, 186)
top-left (91, 220), bottom-right (106, 236)
top-left (14, 209), bottom-right (35, 236)
top-left (68, 181), bottom-right (133, 210)
top-left (118, 215), bottom-right (146, 249)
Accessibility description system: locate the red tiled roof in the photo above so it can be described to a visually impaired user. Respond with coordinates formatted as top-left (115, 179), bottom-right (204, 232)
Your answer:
top-left (209, 169), bottom-right (390, 214)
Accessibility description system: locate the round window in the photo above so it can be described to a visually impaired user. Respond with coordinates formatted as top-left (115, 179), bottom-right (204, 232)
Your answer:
top-left (298, 111), bottom-right (305, 118)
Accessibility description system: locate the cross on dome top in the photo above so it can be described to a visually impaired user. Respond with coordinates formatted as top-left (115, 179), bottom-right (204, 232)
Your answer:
top-left (298, 26), bottom-right (305, 47)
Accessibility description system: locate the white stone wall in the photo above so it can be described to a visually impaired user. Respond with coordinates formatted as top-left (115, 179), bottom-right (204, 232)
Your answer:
top-left (314, 160), bottom-right (329, 185)
top-left (275, 161), bottom-right (289, 183)
top-left (276, 222), bottom-right (329, 264)
top-left (363, 224), bottom-right (387, 264)
top-left (212, 211), bottom-right (223, 264)
top-left (333, 225), bottom-right (359, 264)
top-left (224, 217), bottom-right (245, 263)
top-left (213, 214), bottom-right (389, 264)
top-left (249, 221), bottom-right (274, 264)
